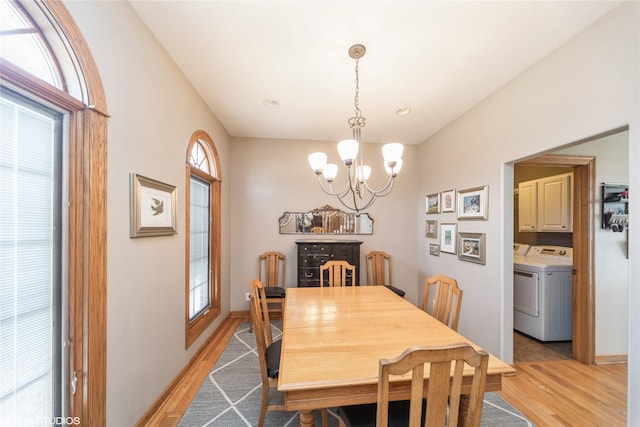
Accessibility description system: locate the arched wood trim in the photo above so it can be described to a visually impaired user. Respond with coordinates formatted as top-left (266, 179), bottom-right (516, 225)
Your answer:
top-left (186, 129), bottom-right (223, 180)
top-left (39, 1), bottom-right (108, 114)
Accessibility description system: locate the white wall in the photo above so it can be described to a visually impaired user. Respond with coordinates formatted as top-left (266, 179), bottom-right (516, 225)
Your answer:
top-left (65, 2), bottom-right (232, 426)
top-left (556, 131), bottom-right (629, 355)
top-left (416, 3), bottom-right (639, 424)
top-left (229, 138), bottom-right (419, 307)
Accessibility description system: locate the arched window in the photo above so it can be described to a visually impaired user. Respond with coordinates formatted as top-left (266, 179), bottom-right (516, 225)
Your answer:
top-left (185, 130), bottom-right (221, 348)
top-left (1, 0), bottom-right (108, 424)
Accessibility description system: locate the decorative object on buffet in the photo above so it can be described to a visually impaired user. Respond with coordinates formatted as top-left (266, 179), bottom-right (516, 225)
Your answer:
top-left (308, 44), bottom-right (404, 214)
top-left (279, 205), bottom-right (373, 235)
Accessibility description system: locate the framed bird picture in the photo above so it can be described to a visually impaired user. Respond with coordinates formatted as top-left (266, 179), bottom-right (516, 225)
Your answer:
top-left (130, 173), bottom-right (177, 237)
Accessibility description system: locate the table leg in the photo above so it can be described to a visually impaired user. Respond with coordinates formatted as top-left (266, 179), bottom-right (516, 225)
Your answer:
top-left (299, 409), bottom-right (315, 427)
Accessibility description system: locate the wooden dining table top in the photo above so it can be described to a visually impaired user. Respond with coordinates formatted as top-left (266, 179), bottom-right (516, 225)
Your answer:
top-left (278, 286), bottom-right (515, 414)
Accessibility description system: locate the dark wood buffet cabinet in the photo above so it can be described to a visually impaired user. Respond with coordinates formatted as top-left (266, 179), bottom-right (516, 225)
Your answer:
top-left (296, 239), bottom-right (362, 287)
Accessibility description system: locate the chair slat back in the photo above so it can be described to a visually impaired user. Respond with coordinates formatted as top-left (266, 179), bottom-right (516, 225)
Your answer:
top-left (422, 275), bottom-right (463, 331)
top-left (376, 343), bottom-right (489, 427)
top-left (365, 251), bottom-right (393, 286)
top-left (250, 279), bottom-right (273, 348)
top-left (320, 260), bottom-right (356, 287)
top-left (258, 251), bottom-right (286, 288)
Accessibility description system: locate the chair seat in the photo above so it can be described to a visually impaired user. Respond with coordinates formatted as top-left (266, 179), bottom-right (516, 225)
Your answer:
top-left (385, 286), bottom-right (405, 297)
top-left (337, 399), bottom-right (426, 427)
top-left (265, 339), bottom-right (282, 378)
top-left (264, 287), bottom-right (286, 298)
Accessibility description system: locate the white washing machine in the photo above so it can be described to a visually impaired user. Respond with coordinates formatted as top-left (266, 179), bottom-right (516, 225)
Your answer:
top-left (513, 245), bottom-right (573, 341)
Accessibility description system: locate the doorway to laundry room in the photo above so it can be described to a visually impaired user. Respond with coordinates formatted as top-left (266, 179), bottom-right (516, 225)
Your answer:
top-left (512, 128), bottom-right (629, 365)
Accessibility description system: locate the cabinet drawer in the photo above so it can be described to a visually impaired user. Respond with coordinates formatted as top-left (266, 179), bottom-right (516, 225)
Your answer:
top-left (299, 254), bottom-right (329, 266)
top-left (299, 267), bottom-right (320, 281)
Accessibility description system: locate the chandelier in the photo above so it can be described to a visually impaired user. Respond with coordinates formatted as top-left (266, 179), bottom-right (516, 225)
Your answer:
top-left (308, 44), bottom-right (404, 214)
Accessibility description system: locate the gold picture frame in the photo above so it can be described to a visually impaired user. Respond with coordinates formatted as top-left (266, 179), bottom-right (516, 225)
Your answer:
top-left (457, 185), bottom-right (489, 220)
top-left (458, 232), bottom-right (486, 264)
top-left (426, 220), bottom-right (438, 238)
top-left (426, 193), bottom-right (440, 214)
top-left (130, 173), bottom-right (177, 237)
top-left (441, 189), bottom-right (456, 213)
top-left (429, 243), bottom-right (440, 256)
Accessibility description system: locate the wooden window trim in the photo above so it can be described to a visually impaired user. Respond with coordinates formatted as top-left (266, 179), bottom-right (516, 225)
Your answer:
top-left (2, 1), bottom-right (109, 425)
top-left (185, 131), bottom-right (222, 348)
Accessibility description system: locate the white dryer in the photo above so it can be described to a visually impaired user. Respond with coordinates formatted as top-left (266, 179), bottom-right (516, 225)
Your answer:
top-left (514, 245), bottom-right (573, 341)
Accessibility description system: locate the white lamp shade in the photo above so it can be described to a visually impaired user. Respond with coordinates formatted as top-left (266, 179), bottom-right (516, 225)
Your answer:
top-left (308, 152), bottom-right (327, 171)
top-left (381, 143), bottom-right (404, 163)
top-left (357, 165), bottom-right (371, 182)
top-left (323, 163), bottom-right (339, 181)
top-left (385, 158), bottom-right (403, 176)
top-left (337, 139), bottom-right (359, 162)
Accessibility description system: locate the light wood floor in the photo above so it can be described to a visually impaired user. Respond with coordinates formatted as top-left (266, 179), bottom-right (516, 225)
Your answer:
top-left (139, 317), bottom-right (628, 427)
top-left (499, 360), bottom-right (627, 426)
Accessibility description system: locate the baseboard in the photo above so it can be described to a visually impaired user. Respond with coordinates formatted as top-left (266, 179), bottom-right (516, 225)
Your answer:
top-left (135, 315), bottom-right (239, 427)
top-left (230, 310), bottom-right (249, 319)
top-left (595, 354), bottom-right (627, 365)
top-left (231, 309), bottom-right (282, 321)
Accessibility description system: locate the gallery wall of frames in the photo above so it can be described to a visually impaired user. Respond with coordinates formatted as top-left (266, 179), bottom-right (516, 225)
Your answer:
top-left (425, 185), bottom-right (488, 265)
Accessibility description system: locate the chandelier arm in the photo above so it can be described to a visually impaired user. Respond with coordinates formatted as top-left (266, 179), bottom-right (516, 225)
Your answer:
top-left (315, 174), bottom-right (351, 197)
top-left (360, 175), bottom-right (395, 196)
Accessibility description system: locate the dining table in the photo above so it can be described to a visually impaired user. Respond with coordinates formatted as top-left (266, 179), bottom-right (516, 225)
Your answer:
top-left (277, 285), bottom-right (516, 427)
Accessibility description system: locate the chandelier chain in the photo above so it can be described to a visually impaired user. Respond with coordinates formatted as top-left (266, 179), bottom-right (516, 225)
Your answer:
top-left (354, 57), bottom-right (361, 119)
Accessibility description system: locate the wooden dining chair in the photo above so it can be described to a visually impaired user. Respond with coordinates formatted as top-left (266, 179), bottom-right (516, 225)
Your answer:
top-left (250, 279), bottom-right (328, 427)
top-left (320, 260), bottom-right (356, 287)
top-left (366, 251), bottom-right (393, 286)
top-left (250, 278), bottom-right (283, 427)
top-left (365, 251), bottom-right (406, 297)
top-left (422, 274), bottom-right (463, 331)
top-left (252, 251), bottom-right (286, 332)
top-left (337, 343), bottom-right (489, 427)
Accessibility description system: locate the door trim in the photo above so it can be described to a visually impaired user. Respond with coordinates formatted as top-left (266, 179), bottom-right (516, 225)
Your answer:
top-left (517, 154), bottom-right (595, 364)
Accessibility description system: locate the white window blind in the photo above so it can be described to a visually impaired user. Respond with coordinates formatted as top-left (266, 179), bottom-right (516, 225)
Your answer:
top-left (0, 90), bottom-right (62, 425)
top-left (189, 175), bottom-right (211, 320)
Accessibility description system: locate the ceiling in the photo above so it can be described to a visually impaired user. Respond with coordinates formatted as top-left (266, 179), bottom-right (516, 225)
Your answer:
top-left (129, 1), bottom-right (620, 146)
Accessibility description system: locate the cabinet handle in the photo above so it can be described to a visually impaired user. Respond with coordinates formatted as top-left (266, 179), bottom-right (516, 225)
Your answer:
top-left (305, 273), bottom-right (313, 278)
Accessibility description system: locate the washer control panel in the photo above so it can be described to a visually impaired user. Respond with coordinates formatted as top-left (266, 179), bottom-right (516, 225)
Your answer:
top-left (527, 245), bottom-right (573, 261)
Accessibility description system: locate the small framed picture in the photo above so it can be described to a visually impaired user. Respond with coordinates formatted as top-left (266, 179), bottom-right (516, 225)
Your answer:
top-left (441, 189), bottom-right (456, 213)
top-left (458, 232), bottom-right (486, 264)
top-left (130, 173), bottom-right (177, 238)
top-left (439, 223), bottom-right (457, 254)
top-left (426, 220), bottom-right (438, 238)
top-left (457, 185), bottom-right (489, 220)
top-left (426, 193), bottom-right (440, 214)
top-left (429, 243), bottom-right (440, 256)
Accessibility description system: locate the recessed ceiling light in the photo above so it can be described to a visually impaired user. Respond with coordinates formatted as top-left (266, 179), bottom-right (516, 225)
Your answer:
top-left (263, 99), bottom-right (280, 108)
top-left (395, 108), bottom-right (411, 116)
